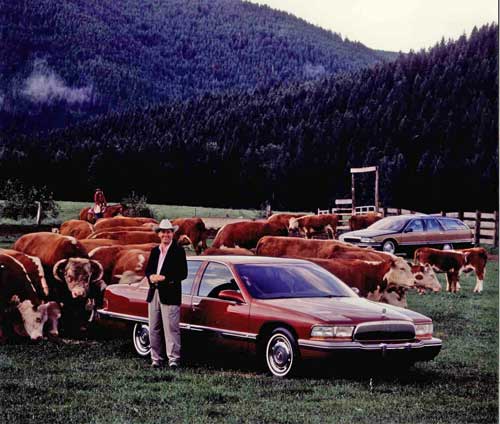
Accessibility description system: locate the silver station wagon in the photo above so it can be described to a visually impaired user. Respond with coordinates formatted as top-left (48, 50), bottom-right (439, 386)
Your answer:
top-left (339, 215), bottom-right (474, 254)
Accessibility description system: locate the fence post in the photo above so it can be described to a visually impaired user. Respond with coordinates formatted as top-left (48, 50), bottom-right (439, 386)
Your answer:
top-left (35, 201), bottom-right (42, 225)
top-left (441, 211), bottom-right (446, 217)
top-left (383, 207), bottom-right (387, 217)
top-left (495, 211), bottom-right (499, 248)
top-left (458, 211), bottom-right (464, 221)
top-left (397, 208), bottom-right (401, 215)
top-left (474, 210), bottom-right (481, 246)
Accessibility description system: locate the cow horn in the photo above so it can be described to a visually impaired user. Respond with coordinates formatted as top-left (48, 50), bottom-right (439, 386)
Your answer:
top-left (53, 259), bottom-right (69, 282)
top-left (89, 260), bottom-right (104, 282)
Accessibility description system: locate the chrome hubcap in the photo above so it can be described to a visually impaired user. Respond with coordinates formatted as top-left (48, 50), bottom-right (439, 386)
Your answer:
top-left (133, 324), bottom-right (151, 356)
top-left (267, 334), bottom-right (293, 376)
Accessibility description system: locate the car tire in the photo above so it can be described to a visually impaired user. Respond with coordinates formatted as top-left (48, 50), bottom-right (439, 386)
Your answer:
top-left (132, 323), bottom-right (151, 357)
top-left (442, 243), bottom-right (453, 250)
top-left (382, 239), bottom-right (397, 254)
top-left (265, 327), bottom-right (299, 378)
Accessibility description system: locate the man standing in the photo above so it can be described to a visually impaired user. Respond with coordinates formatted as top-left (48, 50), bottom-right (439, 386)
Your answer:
top-left (145, 218), bottom-right (187, 369)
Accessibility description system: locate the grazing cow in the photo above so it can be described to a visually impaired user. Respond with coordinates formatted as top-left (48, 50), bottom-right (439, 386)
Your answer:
top-left (458, 247), bottom-right (488, 293)
top-left (79, 203), bottom-right (126, 224)
top-left (0, 253), bottom-right (61, 341)
top-left (60, 219), bottom-right (94, 239)
top-left (267, 213), bottom-right (306, 231)
top-left (88, 230), bottom-right (160, 245)
top-left (289, 214), bottom-right (340, 239)
top-left (349, 213), bottom-right (383, 231)
top-left (0, 249), bottom-right (49, 299)
top-left (93, 217), bottom-right (158, 232)
top-left (203, 247), bottom-right (255, 256)
top-left (212, 221), bottom-right (288, 249)
top-left (172, 218), bottom-right (208, 254)
top-left (414, 247), bottom-right (471, 293)
top-left (411, 264), bottom-right (441, 293)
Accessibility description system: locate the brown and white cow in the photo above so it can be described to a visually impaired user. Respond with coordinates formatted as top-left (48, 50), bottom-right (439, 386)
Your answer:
top-left (0, 253), bottom-right (61, 341)
top-left (414, 247), bottom-right (471, 293)
top-left (212, 221), bottom-right (288, 249)
top-left (411, 264), bottom-right (441, 293)
top-left (256, 236), bottom-right (415, 289)
top-left (60, 220), bottom-right (94, 239)
top-left (203, 247), bottom-right (255, 256)
top-left (288, 214), bottom-right (340, 239)
top-left (88, 225), bottom-right (155, 239)
top-left (79, 238), bottom-right (121, 253)
top-left (458, 247), bottom-right (488, 293)
top-left (110, 249), bottom-right (151, 285)
top-left (267, 213), bottom-right (306, 231)
top-left (93, 217), bottom-right (158, 232)
top-left (172, 218), bottom-right (209, 255)
top-left (88, 230), bottom-right (160, 245)
top-left (0, 249), bottom-right (49, 299)
top-left (349, 213), bottom-right (383, 231)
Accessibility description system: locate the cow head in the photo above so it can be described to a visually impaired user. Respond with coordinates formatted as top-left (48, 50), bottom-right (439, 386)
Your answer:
top-left (15, 299), bottom-right (47, 341)
top-left (288, 218), bottom-right (299, 232)
top-left (53, 258), bottom-right (104, 299)
top-left (177, 234), bottom-right (192, 247)
top-left (383, 257), bottom-right (415, 289)
top-left (412, 264), bottom-right (441, 293)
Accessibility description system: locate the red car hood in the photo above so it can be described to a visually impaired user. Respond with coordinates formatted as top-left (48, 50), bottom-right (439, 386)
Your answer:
top-left (257, 297), bottom-right (416, 324)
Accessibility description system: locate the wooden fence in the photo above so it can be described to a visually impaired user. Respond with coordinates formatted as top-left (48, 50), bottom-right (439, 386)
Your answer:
top-left (381, 208), bottom-right (499, 247)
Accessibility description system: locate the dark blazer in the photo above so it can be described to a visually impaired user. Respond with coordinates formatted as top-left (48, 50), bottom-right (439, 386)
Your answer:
top-left (145, 242), bottom-right (187, 305)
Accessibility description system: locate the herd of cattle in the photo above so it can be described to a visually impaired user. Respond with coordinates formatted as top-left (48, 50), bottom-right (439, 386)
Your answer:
top-left (0, 212), bottom-right (488, 343)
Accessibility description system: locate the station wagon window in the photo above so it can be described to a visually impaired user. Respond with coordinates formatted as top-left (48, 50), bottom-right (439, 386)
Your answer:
top-left (425, 218), bottom-right (442, 232)
top-left (406, 219), bottom-right (424, 232)
top-left (439, 218), bottom-right (468, 231)
top-left (198, 262), bottom-right (239, 298)
top-left (183, 261), bottom-right (203, 295)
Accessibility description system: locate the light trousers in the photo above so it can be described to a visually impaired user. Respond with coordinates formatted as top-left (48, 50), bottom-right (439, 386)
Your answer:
top-left (148, 290), bottom-right (181, 365)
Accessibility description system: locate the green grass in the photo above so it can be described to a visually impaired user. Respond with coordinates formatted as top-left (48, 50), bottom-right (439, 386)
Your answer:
top-left (0, 262), bottom-right (497, 423)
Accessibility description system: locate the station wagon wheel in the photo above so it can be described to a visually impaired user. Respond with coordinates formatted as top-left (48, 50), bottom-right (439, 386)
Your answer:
top-left (265, 328), bottom-right (299, 377)
top-left (442, 243), bottom-right (453, 250)
top-left (132, 323), bottom-right (151, 357)
top-left (382, 239), bottom-right (397, 254)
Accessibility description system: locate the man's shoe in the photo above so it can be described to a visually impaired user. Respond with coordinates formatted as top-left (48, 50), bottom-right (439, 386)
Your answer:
top-left (151, 361), bottom-right (164, 369)
top-left (169, 363), bottom-right (179, 370)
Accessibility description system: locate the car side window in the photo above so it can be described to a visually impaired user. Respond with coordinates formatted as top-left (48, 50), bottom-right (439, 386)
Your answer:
top-left (183, 261), bottom-right (203, 295)
top-left (439, 218), bottom-right (467, 231)
top-left (406, 219), bottom-right (424, 232)
top-left (425, 218), bottom-right (442, 232)
top-left (198, 262), bottom-right (239, 298)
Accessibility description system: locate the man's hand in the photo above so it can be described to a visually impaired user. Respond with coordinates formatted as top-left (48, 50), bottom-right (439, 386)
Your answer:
top-left (150, 274), bottom-right (166, 284)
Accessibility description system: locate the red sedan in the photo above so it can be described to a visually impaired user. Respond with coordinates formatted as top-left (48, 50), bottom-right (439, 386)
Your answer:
top-left (98, 256), bottom-right (441, 377)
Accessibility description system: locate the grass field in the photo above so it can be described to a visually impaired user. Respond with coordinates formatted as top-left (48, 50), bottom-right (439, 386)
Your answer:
top-left (0, 259), bottom-right (497, 423)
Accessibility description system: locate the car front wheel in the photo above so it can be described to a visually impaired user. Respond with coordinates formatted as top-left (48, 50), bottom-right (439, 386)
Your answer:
top-left (382, 239), bottom-right (397, 254)
top-left (133, 323), bottom-right (151, 357)
top-left (265, 328), bottom-right (299, 377)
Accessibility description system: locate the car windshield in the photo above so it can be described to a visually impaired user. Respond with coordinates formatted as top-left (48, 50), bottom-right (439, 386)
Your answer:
top-left (368, 216), bottom-right (409, 231)
top-left (235, 263), bottom-right (356, 300)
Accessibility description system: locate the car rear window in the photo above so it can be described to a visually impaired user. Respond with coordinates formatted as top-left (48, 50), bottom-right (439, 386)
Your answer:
top-left (235, 263), bottom-right (355, 299)
top-left (439, 218), bottom-right (468, 231)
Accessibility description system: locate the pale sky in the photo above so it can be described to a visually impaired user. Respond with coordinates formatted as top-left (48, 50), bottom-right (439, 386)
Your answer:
top-left (248, 0), bottom-right (498, 52)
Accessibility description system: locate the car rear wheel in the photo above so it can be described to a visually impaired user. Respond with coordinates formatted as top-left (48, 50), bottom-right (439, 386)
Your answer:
top-left (265, 328), bottom-right (299, 377)
top-left (382, 239), bottom-right (397, 254)
top-left (133, 323), bottom-right (151, 357)
top-left (442, 243), bottom-right (453, 250)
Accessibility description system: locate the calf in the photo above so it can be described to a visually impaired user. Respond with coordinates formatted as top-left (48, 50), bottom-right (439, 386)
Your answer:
top-left (267, 213), bottom-right (306, 231)
top-left (289, 214), bottom-right (339, 239)
top-left (458, 247), bottom-right (488, 293)
top-left (411, 264), bottom-right (441, 293)
top-left (349, 213), bottom-right (382, 231)
top-left (414, 247), bottom-right (470, 293)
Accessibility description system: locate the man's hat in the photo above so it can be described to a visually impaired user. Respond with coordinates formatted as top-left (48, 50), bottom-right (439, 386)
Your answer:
top-left (154, 219), bottom-right (179, 233)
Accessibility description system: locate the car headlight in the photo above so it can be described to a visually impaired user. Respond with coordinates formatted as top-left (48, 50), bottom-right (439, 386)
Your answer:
top-left (311, 325), bottom-right (354, 339)
top-left (360, 237), bottom-right (375, 243)
top-left (415, 323), bottom-right (433, 339)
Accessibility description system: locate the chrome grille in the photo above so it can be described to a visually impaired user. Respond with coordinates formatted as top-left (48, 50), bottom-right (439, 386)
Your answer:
top-left (342, 237), bottom-right (361, 243)
top-left (353, 321), bottom-right (415, 343)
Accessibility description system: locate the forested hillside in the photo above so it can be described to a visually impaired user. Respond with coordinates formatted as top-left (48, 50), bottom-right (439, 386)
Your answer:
top-left (1, 24), bottom-right (497, 212)
top-left (0, 0), bottom-right (393, 136)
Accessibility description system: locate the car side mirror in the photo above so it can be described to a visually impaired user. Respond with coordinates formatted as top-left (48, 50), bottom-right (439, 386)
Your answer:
top-left (218, 290), bottom-right (245, 303)
top-left (351, 287), bottom-right (360, 295)
top-left (404, 228), bottom-right (413, 233)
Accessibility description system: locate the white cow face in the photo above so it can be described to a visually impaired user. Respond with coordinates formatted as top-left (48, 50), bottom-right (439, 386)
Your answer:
top-left (288, 218), bottom-right (299, 231)
top-left (17, 300), bottom-right (47, 340)
top-left (384, 257), bottom-right (415, 289)
top-left (53, 258), bottom-right (103, 298)
top-left (413, 264), bottom-right (441, 292)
